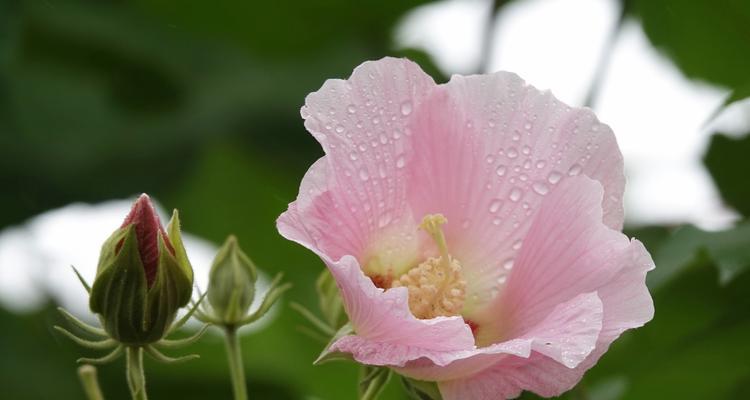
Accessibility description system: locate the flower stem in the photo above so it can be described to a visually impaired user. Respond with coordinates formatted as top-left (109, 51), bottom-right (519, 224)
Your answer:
top-left (77, 364), bottom-right (104, 400)
top-left (224, 326), bottom-right (248, 400)
top-left (126, 347), bottom-right (148, 400)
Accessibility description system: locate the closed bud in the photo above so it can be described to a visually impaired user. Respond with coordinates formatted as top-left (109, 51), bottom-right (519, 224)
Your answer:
top-left (207, 236), bottom-right (258, 325)
top-left (89, 194), bottom-right (193, 345)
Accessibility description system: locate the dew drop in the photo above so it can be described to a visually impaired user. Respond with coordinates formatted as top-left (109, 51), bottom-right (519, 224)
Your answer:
top-left (532, 182), bottom-right (549, 195)
top-left (379, 134), bottom-right (388, 145)
top-left (489, 199), bottom-right (503, 213)
top-left (485, 155), bottom-right (495, 164)
top-left (502, 258), bottom-right (514, 270)
top-left (358, 169), bottom-right (369, 181)
top-left (495, 165), bottom-right (507, 176)
top-left (349, 153), bottom-right (358, 161)
top-left (547, 171), bottom-right (562, 184)
top-left (512, 239), bottom-right (522, 250)
top-left (507, 147), bottom-right (518, 158)
top-left (335, 125), bottom-right (345, 134)
top-left (492, 217), bottom-right (502, 225)
top-left (378, 164), bottom-right (387, 178)
top-left (522, 145), bottom-right (531, 155)
top-left (536, 160), bottom-right (546, 169)
top-left (568, 164), bottom-right (582, 176)
top-left (509, 188), bottom-right (522, 202)
top-left (497, 276), bottom-right (507, 285)
top-left (378, 212), bottom-right (392, 228)
top-left (400, 101), bottom-right (413, 116)
top-left (396, 155), bottom-right (406, 169)
top-left (347, 104), bottom-right (357, 114)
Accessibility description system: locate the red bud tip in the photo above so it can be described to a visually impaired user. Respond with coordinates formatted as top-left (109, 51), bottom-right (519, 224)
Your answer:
top-left (120, 194), bottom-right (174, 286)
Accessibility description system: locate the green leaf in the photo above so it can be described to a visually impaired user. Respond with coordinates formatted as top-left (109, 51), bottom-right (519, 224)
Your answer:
top-left (651, 222), bottom-right (750, 287)
top-left (704, 132), bottom-right (750, 217)
top-left (631, 0), bottom-right (750, 89)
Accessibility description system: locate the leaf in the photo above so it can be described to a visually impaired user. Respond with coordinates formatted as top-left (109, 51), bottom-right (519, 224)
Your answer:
top-left (631, 0), bottom-right (750, 89)
top-left (651, 222), bottom-right (750, 287)
top-left (704, 132), bottom-right (750, 217)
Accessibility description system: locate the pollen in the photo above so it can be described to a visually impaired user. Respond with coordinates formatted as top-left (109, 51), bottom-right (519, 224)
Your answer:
top-left (391, 214), bottom-right (467, 319)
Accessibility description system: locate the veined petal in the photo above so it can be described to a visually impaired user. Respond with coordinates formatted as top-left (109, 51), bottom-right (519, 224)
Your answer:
top-left (405, 73), bottom-right (624, 309)
top-left (278, 210), bottom-right (475, 366)
top-left (429, 177), bottom-right (653, 399)
top-left (297, 57), bottom-right (435, 275)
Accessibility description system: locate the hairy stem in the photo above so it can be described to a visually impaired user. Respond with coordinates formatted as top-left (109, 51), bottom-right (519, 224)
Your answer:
top-left (126, 347), bottom-right (148, 400)
top-left (224, 327), bottom-right (248, 400)
top-left (77, 365), bottom-right (105, 400)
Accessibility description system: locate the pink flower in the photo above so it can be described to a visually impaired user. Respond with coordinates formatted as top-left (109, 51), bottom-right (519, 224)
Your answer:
top-left (278, 58), bottom-right (654, 399)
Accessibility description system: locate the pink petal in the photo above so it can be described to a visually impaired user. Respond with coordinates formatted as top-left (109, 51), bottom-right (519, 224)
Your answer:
top-left (497, 176), bottom-right (654, 340)
top-left (395, 291), bottom-right (602, 382)
top-left (299, 252), bottom-right (475, 367)
top-left (405, 72), bottom-right (624, 307)
top-left (295, 57), bottom-right (435, 265)
top-left (433, 177), bottom-right (653, 399)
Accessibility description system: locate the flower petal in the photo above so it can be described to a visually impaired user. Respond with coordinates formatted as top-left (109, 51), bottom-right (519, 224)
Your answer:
top-left (297, 57), bottom-right (435, 267)
top-left (322, 255), bottom-right (475, 367)
top-left (405, 72), bottom-right (624, 307)
top-left (432, 177), bottom-right (653, 399)
top-left (394, 291), bottom-right (602, 382)
top-left (495, 176), bottom-right (654, 341)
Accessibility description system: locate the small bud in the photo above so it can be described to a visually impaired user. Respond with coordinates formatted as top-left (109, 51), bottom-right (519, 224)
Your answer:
top-left (207, 236), bottom-right (258, 325)
top-left (89, 194), bottom-right (193, 345)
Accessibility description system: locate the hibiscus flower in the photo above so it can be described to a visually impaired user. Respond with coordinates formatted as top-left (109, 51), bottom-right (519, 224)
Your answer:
top-left (278, 57), bottom-right (654, 399)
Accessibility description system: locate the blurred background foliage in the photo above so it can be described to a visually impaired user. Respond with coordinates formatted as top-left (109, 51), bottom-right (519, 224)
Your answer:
top-left (0, 0), bottom-right (749, 399)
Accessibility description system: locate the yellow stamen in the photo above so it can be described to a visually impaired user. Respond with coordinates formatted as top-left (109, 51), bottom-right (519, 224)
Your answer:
top-left (392, 214), bottom-right (466, 319)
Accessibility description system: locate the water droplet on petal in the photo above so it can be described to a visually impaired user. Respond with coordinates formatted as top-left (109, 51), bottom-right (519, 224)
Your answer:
top-left (502, 258), bottom-right (514, 270)
top-left (547, 171), bottom-right (562, 184)
top-left (568, 164), bottom-right (582, 176)
top-left (400, 101), bottom-right (412, 116)
top-left (507, 147), bottom-right (518, 158)
top-left (349, 153), bottom-right (358, 161)
top-left (396, 155), bottom-right (406, 169)
top-left (532, 182), bottom-right (549, 195)
top-left (512, 239), bottom-right (522, 250)
top-left (378, 212), bottom-right (392, 228)
top-left (495, 165), bottom-right (506, 176)
top-left (347, 104), bottom-right (357, 114)
top-left (509, 188), bottom-right (522, 202)
top-left (536, 160), bottom-right (546, 169)
top-left (358, 169), bottom-right (369, 181)
top-left (489, 199), bottom-right (503, 213)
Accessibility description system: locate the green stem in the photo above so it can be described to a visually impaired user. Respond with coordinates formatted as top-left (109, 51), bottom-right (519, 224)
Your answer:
top-left (224, 327), bottom-right (248, 400)
top-left (77, 364), bottom-right (105, 400)
top-left (126, 347), bottom-right (148, 400)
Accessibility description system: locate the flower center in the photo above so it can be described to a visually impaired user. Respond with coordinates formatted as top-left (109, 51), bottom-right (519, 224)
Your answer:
top-left (392, 214), bottom-right (467, 319)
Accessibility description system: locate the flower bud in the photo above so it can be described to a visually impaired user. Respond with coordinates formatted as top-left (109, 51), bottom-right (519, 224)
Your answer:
top-left (207, 236), bottom-right (258, 325)
top-left (89, 194), bottom-right (193, 345)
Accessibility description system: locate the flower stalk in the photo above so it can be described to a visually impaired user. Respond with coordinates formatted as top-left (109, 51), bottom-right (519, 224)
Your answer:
top-left (195, 235), bottom-right (291, 400)
top-left (223, 327), bottom-right (248, 400)
top-left (126, 347), bottom-right (148, 400)
top-left (77, 365), bottom-right (105, 400)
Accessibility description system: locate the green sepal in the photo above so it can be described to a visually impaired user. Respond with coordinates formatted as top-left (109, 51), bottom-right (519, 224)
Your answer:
top-left (316, 268), bottom-right (347, 330)
top-left (89, 225), bottom-right (149, 344)
top-left (401, 377), bottom-right (443, 400)
top-left (89, 225), bottom-right (193, 345)
top-left (141, 233), bottom-right (193, 342)
top-left (207, 236), bottom-right (258, 325)
top-left (359, 366), bottom-right (392, 400)
top-left (166, 210), bottom-right (193, 282)
top-left (314, 322), bottom-right (354, 365)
